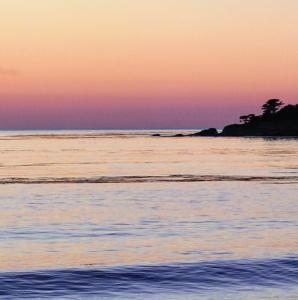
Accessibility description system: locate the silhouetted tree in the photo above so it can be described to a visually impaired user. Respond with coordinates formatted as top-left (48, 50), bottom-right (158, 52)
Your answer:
top-left (239, 114), bottom-right (256, 124)
top-left (262, 99), bottom-right (284, 116)
top-left (276, 104), bottom-right (298, 120)
top-left (240, 115), bottom-right (249, 124)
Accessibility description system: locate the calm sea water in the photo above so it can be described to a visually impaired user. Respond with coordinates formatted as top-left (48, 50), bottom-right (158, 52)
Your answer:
top-left (0, 130), bottom-right (297, 299)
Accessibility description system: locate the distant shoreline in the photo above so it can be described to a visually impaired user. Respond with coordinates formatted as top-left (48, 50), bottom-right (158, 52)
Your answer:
top-left (153, 99), bottom-right (298, 138)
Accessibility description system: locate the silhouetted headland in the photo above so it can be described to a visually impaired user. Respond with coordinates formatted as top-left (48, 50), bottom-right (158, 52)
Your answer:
top-left (153, 99), bottom-right (298, 137)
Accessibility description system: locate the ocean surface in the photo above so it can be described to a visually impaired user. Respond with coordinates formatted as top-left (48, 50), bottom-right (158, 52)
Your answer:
top-left (0, 130), bottom-right (297, 299)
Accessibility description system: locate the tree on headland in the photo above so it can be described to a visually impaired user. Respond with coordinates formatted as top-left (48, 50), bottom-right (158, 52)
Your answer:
top-left (239, 114), bottom-right (256, 124)
top-left (237, 99), bottom-right (296, 126)
top-left (261, 99), bottom-right (284, 116)
top-left (221, 99), bottom-right (298, 136)
top-left (277, 104), bottom-right (298, 120)
top-left (164, 98), bottom-right (297, 137)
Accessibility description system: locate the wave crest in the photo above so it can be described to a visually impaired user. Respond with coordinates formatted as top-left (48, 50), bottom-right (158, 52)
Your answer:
top-left (1, 257), bottom-right (298, 298)
top-left (0, 174), bottom-right (297, 184)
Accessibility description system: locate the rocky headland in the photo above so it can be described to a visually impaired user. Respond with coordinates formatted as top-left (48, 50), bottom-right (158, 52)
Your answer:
top-left (153, 99), bottom-right (298, 137)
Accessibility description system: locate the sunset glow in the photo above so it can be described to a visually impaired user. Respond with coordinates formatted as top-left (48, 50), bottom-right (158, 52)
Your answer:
top-left (1, 0), bottom-right (297, 128)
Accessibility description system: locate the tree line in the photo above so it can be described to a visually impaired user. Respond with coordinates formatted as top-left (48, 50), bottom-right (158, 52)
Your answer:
top-left (239, 99), bottom-right (298, 124)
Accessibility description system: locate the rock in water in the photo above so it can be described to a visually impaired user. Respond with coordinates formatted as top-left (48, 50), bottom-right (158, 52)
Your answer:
top-left (191, 128), bottom-right (219, 136)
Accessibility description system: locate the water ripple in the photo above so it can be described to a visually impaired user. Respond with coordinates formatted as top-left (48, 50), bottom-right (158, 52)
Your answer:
top-left (0, 257), bottom-right (298, 299)
top-left (0, 174), bottom-right (297, 184)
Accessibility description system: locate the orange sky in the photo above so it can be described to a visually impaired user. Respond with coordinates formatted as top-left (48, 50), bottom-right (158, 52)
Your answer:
top-left (0, 0), bottom-right (297, 128)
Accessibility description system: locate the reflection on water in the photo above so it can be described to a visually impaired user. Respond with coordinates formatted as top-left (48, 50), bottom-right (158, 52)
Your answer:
top-left (0, 130), bottom-right (297, 179)
top-left (1, 182), bottom-right (298, 271)
top-left (0, 130), bottom-right (297, 299)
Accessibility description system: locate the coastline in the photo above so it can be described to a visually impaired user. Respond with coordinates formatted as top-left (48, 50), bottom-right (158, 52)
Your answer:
top-left (153, 99), bottom-right (298, 138)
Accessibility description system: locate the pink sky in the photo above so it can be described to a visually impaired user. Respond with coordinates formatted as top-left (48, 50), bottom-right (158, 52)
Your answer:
top-left (0, 0), bottom-right (297, 129)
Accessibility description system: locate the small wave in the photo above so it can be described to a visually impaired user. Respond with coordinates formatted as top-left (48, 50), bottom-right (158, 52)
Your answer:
top-left (0, 133), bottom-right (141, 141)
top-left (0, 175), bottom-right (297, 184)
top-left (3, 161), bottom-right (107, 168)
top-left (0, 257), bottom-right (297, 298)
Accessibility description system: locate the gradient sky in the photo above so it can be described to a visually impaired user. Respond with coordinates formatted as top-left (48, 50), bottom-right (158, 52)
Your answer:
top-left (0, 0), bottom-right (297, 129)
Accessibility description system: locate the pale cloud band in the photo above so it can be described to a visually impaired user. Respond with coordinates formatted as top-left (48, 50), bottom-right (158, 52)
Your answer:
top-left (0, 68), bottom-right (19, 76)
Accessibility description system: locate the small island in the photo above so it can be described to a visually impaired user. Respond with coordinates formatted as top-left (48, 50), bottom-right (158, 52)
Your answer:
top-left (154, 99), bottom-right (298, 137)
top-left (221, 99), bottom-right (298, 136)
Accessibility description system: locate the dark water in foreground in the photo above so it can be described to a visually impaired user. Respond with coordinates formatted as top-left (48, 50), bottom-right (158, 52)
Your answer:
top-left (0, 130), bottom-right (297, 299)
top-left (1, 257), bottom-right (298, 299)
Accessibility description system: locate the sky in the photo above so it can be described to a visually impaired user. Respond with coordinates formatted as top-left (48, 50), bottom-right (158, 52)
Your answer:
top-left (0, 0), bottom-right (297, 129)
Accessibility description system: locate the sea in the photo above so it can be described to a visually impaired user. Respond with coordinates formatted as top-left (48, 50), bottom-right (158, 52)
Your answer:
top-left (0, 129), bottom-right (297, 299)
